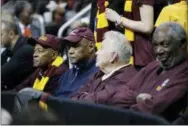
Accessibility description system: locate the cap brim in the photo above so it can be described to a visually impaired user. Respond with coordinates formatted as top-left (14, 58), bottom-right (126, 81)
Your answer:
top-left (28, 37), bottom-right (50, 48)
top-left (63, 35), bottom-right (82, 43)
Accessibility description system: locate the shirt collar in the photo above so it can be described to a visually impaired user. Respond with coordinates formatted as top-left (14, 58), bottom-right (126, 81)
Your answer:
top-left (102, 64), bottom-right (130, 81)
top-left (18, 22), bottom-right (31, 34)
top-left (73, 58), bottom-right (96, 71)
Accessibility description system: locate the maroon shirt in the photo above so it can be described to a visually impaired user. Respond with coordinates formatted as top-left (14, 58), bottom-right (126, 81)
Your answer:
top-left (13, 63), bottom-right (68, 94)
top-left (131, 0), bottom-right (155, 66)
top-left (111, 60), bottom-right (188, 121)
top-left (71, 65), bottom-right (137, 105)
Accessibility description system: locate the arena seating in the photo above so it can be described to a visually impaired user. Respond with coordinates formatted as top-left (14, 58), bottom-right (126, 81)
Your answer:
top-left (46, 97), bottom-right (170, 125)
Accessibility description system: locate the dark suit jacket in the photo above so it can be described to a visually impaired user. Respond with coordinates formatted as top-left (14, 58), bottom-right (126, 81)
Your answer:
top-left (1, 36), bottom-right (35, 90)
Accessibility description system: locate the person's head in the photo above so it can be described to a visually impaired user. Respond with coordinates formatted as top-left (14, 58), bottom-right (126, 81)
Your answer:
top-left (1, 108), bottom-right (12, 125)
top-left (152, 22), bottom-right (187, 70)
top-left (15, 1), bottom-right (33, 25)
top-left (29, 34), bottom-right (62, 68)
top-left (52, 8), bottom-right (65, 24)
top-left (62, 27), bottom-right (95, 64)
top-left (96, 31), bottom-right (132, 73)
top-left (1, 19), bottom-right (19, 49)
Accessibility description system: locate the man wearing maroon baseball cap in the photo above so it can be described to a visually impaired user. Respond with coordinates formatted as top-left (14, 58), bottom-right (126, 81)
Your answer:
top-left (53, 27), bottom-right (98, 97)
top-left (62, 27), bottom-right (96, 64)
top-left (13, 34), bottom-right (68, 94)
top-left (63, 27), bottom-right (95, 44)
top-left (28, 34), bottom-right (62, 53)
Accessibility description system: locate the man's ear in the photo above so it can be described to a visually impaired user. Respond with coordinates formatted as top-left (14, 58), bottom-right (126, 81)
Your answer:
top-left (52, 51), bottom-right (59, 60)
top-left (179, 38), bottom-right (187, 51)
top-left (88, 43), bottom-right (95, 53)
top-left (110, 52), bottom-right (119, 63)
top-left (9, 30), bottom-right (15, 39)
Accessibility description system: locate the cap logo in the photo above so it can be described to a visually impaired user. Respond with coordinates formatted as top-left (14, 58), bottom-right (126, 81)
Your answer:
top-left (39, 36), bottom-right (47, 41)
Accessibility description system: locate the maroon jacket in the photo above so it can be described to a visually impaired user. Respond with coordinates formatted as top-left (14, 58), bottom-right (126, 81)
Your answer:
top-left (111, 59), bottom-right (188, 121)
top-left (71, 65), bottom-right (137, 105)
top-left (13, 63), bottom-right (68, 94)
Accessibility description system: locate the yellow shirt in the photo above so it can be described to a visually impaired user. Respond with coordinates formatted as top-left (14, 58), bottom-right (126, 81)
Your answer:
top-left (155, 0), bottom-right (188, 51)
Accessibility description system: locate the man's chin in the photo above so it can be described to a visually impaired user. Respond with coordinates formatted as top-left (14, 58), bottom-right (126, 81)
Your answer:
top-left (33, 65), bottom-right (39, 68)
top-left (160, 61), bottom-right (172, 70)
top-left (70, 60), bottom-right (78, 64)
top-left (95, 62), bottom-right (103, 69)
top-left (2, 44), bottom-right (9, 48)
top-left (33, 63), bottom-right (40, 68)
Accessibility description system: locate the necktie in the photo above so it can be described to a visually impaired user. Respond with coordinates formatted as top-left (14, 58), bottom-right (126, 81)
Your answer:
top-left (23, 27), bottom-right (32, 37)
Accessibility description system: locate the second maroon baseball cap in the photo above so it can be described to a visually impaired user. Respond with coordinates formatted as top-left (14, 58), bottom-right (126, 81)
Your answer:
top-left (62, 27), bottom-right (95, 44)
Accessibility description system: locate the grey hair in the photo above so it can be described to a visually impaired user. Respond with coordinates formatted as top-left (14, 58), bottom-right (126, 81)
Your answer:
top-left (14, 1), bottom-right (32, 18)
top-left (103, 31), bottom-right (132, 63)
top-left (1, 11), bottom-right (18, 34)
top-left (154, 22), bottom-right (187, 46)
top-left (1, 20), bottom-right (19, 34)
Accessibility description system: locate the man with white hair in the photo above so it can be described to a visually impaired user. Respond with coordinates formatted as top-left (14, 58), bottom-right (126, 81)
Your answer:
top-left (71, 31), bottom-right (137, 105)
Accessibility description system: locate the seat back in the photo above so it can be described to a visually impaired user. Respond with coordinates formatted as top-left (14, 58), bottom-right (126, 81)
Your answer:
top-left (46, 97), bottom-right (169, 125)
top-left (1, 92), bottom-right (17, 114)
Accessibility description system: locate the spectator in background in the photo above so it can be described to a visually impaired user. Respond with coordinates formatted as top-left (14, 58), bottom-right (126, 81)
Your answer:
top-left (71, 31), bottom-right (137, 105)
top-left (155, 0), bottom-right (188, 52)
top-left (105, 0), bottom-right (155, 70)
top-left (90, 0), bottom-right (125, 49)
top-left (45, 7), bottom-right (65, 36)
top-left (13, 34), bottom-right (68, 94)
top-left (14, 1), bottom-right (41, 38)
top-left (1, 16), bottom-right (34, 90)
top-left (67, 17), bottom-right (90, 35)
top-left (1, 0), bottom-right (17, 15)
top-left (28, 0), bottom-right (50, 15)
top-left (111, 22), bottom-right (188, 122)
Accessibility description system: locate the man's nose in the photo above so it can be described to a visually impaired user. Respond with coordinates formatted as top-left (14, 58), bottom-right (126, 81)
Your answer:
top-left (33, 53), bottom-right (38, 58)
top-left (68, 47), bottom-right (75, 54)
top-left (95, 51), bottom-right (99, 56)
top-left (156, 46), bottom-right (165, 54)
top-left (96, 50), bottom-right (101, 56)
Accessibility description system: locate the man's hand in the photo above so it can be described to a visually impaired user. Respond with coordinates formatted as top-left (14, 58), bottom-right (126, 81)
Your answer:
top-left (105, 8), bottom-right (121, 23)
top-left (136, 93), bottom-right (152, 103)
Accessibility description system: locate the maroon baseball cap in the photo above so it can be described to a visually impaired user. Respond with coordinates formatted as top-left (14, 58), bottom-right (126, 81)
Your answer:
top-left (28, 34), bottom-right (62, 52)
top-left (62, 27), bottom-right (95, 44)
